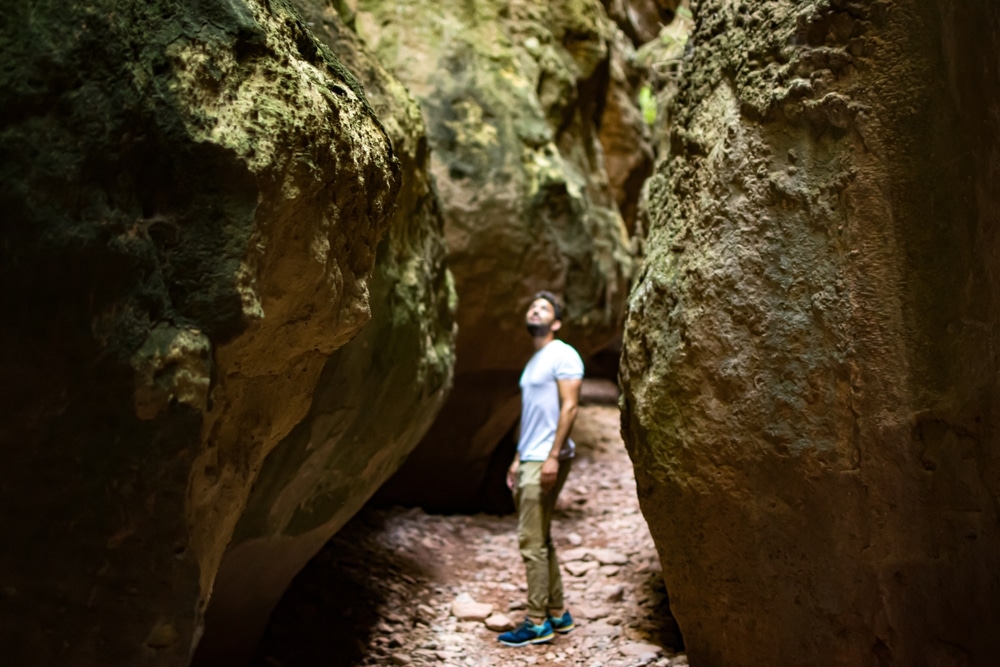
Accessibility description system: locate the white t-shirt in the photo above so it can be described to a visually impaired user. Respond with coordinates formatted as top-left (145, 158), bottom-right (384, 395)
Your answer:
top-left (518, 339), bottom-right (585, 461)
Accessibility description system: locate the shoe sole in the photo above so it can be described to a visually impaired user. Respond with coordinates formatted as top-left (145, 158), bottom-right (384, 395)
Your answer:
top-left (552, 623), bottom-right (575, 634)
top-left (498, 632), bottom-right (555, 647)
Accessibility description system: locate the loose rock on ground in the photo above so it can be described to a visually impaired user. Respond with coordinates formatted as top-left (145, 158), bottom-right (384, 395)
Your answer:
top-left (254, 395), bottom-right (685, 667)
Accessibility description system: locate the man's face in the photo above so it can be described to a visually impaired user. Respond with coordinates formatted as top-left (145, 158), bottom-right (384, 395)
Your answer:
top-left (525, 298), bottom-right (560, 337)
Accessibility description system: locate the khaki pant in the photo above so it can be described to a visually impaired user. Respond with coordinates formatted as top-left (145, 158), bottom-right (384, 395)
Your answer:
top-left (515, 459), bottom-right (572, 620)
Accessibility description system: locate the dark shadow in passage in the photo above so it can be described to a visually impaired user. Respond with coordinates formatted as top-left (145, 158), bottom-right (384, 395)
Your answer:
top-left (637, 570), bottom-right (686, 653)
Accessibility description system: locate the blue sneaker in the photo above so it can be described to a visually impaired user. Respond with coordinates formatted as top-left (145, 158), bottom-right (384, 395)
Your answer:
top-left (497, 617), bottom-right (555, 647)
top-left (549, 610), bottom-right (575, 634)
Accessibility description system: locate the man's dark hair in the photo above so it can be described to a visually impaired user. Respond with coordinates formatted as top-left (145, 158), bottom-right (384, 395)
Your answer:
top-left (532, 290), bottom-right (563, 321)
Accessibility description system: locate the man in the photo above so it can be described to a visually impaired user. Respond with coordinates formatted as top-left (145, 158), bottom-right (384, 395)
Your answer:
top-left (498, 291), bottom-right (584, 647)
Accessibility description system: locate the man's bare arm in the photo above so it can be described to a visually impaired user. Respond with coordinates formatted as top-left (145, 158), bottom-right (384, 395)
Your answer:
top-left (541, 377), bottom-right (582, 490)
top-left (507, 421), bottom-right (522, 490)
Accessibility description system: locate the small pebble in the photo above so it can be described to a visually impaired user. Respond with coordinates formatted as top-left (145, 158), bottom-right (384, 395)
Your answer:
top-left (484, 613), bottom-right (514, 631)
top-left (450, 593), bottom-right (493, 621)
top-left (602, 583), bottom-right (626, 601)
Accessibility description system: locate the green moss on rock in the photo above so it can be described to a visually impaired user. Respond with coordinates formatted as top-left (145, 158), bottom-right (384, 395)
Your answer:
top-left (1, 1), bottom-right (399, 664)
top-left (622, 1), bottom-right (1000, 664)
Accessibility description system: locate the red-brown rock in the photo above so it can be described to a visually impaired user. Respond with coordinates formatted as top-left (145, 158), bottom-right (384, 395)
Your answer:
top-left (621, 2), bottom-right (1000, 665)
top-left (0, 2), bottom-right (399, 665)
top-left (192, 3), bottom-right (457, 664)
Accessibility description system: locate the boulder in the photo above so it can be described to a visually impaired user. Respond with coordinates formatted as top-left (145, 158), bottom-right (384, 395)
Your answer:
top-left (0, 1), bottom-right (398, 664)
top-left (359, 0), bottom-right (635, 511)
top-left (192, 3), bottom-right (456, 664)
top-left (451, 594), bottom-right (494, 622)
top-left (621, 1), bottom-right (1000, 665)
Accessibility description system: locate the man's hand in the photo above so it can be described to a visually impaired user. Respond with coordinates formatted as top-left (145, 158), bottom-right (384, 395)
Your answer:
top-left (507, 459), bottom-right (520, 490)
top-left (541, 457), bottom-right (560, 492)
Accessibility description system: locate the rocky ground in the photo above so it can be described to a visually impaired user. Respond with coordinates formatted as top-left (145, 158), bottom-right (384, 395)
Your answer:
top-left (253, 385), bottom-right (685, 667)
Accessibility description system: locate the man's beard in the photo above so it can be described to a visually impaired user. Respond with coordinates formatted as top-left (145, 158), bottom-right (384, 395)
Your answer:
top-left (526, 322), bottom-right (551, 338)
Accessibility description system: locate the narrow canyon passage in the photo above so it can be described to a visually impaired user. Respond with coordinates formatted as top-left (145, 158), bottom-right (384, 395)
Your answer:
top-left (252, 389), bottom-right (684, 667)
top-left (6, 1), bottom-right (999, 664)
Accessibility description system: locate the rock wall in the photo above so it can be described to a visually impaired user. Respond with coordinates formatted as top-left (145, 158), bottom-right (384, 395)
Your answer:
top-left (602, 0), bottom-right (682, 45)
top-left (192, 3), bottom-right (456, 663)
top-left (357, 0), bottom-right (637, 510)
top-left (621, 1), bottom-right (1000, 665)
top-left (601, 28), bottom-right (655, 235)
top-left (0, 1), bottom-right (399, 664)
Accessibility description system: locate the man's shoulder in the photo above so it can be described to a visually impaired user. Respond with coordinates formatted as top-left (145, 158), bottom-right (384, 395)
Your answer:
top-left (547, 339), bottom-right (584, 374)
top-left (550, 338), bottom-right (582, 358)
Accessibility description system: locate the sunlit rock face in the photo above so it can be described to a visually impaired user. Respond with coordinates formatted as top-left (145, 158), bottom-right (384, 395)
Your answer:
top-left (621, 2), bottom-right (1000, 665)
top-left (600, 28), bottom-right (655, 235)
top-left (0, 2), bottom-right (398, 665)
top-left (358, 0), bottom-right (636, 510)
top-left (192, 3), bottom-right (457, 664)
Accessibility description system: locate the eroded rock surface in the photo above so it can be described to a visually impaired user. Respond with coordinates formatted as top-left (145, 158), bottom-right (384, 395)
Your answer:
top-left (600, 28), bottom-right (655, 235)
top-left (621, 1), bottom-right (1000, 665)
top-left (0, 1), bottom-right (398, 664)
top-left (193, 3), bottom-right (457, 663)
top-left (358, 0), bottom-right (636, 510)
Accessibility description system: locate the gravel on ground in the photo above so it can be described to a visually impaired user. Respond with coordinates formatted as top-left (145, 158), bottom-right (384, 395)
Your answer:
top-left (254, 397), bottom-right (685, 667)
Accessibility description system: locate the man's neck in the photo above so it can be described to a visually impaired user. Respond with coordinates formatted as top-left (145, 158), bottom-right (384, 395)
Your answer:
top-left (532, 332), bottom-right (556, 350)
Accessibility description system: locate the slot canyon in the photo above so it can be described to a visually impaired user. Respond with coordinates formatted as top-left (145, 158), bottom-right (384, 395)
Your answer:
top-left (1, 1), bottom-right (997, 666)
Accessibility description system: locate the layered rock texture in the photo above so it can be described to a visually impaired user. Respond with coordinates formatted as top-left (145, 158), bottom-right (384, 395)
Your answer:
top-left (0, 0), bottom-right (442, 664)
top-left (621, 1), bottom-right (1000, 666)
top-left (193, 3), bottom-right (456, 663)
top-left (358, 0), bottom-right (639, 510)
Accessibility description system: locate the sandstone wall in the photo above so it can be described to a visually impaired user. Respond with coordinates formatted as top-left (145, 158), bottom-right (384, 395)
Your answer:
top-left (192, 3), bottom-right (457, 663)
top-left (356, 0), bottom-right (637, 510)
top-left (0, 1), bottom-right (399, 664)
top-left (621, 1), bottom-right (1000, 665)
top-left (601, 28), bottom-right (656, 235)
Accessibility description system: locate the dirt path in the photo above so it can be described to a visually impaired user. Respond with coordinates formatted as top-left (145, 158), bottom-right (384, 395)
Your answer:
top-left (254, 401), bottom-right (685, 667)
